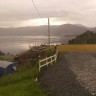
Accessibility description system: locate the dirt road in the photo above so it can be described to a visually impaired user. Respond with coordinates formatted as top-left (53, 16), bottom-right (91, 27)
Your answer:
top-left (39, 53), bottom-right (93, 96)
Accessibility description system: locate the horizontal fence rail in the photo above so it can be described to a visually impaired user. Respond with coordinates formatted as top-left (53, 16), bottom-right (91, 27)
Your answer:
top-left (39, 50), bottom-right (58, 72)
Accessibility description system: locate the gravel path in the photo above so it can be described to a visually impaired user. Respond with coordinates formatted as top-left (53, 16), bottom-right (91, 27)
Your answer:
top-left (39, 54), bottom-right (93, 96)
top-left (65, 52), bottom-right (96, 95)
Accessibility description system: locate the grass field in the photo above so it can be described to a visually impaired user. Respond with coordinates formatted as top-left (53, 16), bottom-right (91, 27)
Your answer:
top-left (57, 44), bottom-right (96, 52)
top-left (0, 64), bottom-right (46, 96)
top-left (0, 54), bottom-right (14, 61)
top-left (0, 47), bottom-right (57, 96)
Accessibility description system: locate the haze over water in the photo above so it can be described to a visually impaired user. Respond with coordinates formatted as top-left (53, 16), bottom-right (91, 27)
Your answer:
top-left (0, 36), bottom-right (60, 54)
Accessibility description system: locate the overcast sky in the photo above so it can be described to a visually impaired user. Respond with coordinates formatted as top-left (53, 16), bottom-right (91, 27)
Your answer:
top-left (0, 0), bottom-right (96, 27)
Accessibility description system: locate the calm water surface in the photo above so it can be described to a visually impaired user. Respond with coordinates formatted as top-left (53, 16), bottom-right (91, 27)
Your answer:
top-left (0, 36), bottom-right (60, 54)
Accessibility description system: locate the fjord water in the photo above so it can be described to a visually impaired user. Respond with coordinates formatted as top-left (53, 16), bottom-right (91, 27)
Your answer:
top-left (0, 36), bottom-right (60, 54)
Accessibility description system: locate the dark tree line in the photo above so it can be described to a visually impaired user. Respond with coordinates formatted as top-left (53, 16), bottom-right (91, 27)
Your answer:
top-left (68, 30), bottom-right (96, 44)
top-left (0, 50), bottom-right (5, 55)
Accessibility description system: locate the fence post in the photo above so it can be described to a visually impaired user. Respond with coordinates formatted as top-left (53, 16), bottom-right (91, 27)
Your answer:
top-left (38, 50), bottom-right (58, 72)
top-left (51, 57), bottom-right (53, 65)
top-left (46, 57), bottom-right (48, 66)
top-left (54, 54), bottom-right (56, 63)
top-left (39, 60), bottom-right (41, 72)
top-left (55, 50), bottom-right (58, 63)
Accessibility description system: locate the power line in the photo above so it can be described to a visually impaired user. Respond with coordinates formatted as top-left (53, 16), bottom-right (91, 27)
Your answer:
top-left (31, 0), bottom-right (41, 18)
top-left (31, 0), bottom-right (48, 25)
top-left (31, 0), bottom-right (51, 45)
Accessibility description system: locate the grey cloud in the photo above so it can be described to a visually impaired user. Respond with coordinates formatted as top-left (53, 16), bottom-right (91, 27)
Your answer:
top-left (0, 0), bottom-right (96, 27)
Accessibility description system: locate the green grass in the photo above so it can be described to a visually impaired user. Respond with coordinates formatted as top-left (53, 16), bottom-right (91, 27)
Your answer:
top-left (0, 79), bottom-right (45, 96)
top-left (44, 48), bottom-right (56, 57)
top-left (0, 47), bottom-right (57, 96)
top-left (0, 65), bottom-right (46, 96)
top-left (0, 54), bottom-right (14, 61)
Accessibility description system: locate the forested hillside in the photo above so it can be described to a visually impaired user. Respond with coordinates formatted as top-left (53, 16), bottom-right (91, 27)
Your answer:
top-left (68, 30), bottom-right (96, 44)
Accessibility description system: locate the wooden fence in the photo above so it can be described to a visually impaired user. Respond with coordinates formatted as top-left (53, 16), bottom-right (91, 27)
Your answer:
top-left (39, 50), bottom-right (58, 72)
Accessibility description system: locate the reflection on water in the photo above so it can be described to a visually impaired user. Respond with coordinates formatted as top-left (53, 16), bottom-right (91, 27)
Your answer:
top-left (0, 36), bottom-right (60, 54)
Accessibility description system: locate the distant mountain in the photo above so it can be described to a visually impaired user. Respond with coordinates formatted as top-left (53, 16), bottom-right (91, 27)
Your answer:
top-left (92, 27), bottom-right (96, 32)
top-left (52, 24), bottom-right (90, 43)
top-left (53, 24), bottom-right (88, 36)
top-left (0, 26), bottom-right (48, 36)
top-left (0, 24), bottom-right (89, 36)
top-left (0, 24), bottom-right (95, 43)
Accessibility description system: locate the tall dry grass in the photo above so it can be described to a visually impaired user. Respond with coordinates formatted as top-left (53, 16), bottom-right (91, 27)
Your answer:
top-left (57, 44), bottom-right (96, 52)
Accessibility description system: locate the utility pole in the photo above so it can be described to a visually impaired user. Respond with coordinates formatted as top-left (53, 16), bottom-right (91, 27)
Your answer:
top-left (48, 18), bottom-right (50, 46)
